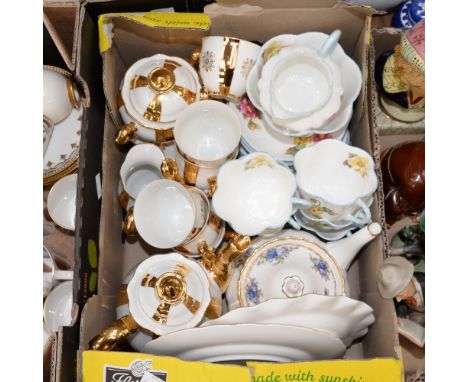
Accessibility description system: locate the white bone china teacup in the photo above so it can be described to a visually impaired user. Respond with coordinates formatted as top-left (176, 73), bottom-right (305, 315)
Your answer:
top-left (294, 139), bottom-right (378, 226)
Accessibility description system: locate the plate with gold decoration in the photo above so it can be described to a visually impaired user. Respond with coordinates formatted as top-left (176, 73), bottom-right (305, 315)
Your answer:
top-left (238, 236), bottom-right (346, 307)
top-left (43, 104), bottom-right (82, 186)
top-left (230, 98), bottom-right (350, 164)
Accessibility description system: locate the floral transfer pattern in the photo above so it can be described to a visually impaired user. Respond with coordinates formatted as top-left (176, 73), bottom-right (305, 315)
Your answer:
top-left (343, 153), bottom-right (370, 177)
top-left (306, 199), bottom-right (336, 218)
top-left (256, 245), bottom-right (298, 266)
top-left (286, 133), bottom-right (334, 155)
top-left (241, 58), bottom-right (255, 78)
top-left (310, 256), bottom-right (331, 281)
top-left (246, 277), bottom-right (263, 304)
top-left (201, 51), bottom-right (216, 72)
top-left (245, 154), bottom-right (274, 170)
top-left (239, 97), bottom-right (261, 130)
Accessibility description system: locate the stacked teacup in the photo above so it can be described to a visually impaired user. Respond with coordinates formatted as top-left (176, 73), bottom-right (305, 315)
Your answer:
top-left (237, 30), bottom-right (361, 168)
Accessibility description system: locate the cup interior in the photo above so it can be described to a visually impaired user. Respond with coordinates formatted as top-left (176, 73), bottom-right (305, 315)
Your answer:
top-left (47, 174), bottom-right (77, 231)
top-left (134, 180), bottom-right (196, 248)
top-left (271, 53), bottom-right (333, 117)
top-left (175, 101), bottom-right (241, 162)
top-left (43, 280), bottom-right (73, 332)
top-left (124, 164), bottom-right (162, 198)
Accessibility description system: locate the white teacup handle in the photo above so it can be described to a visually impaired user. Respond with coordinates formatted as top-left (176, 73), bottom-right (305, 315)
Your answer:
top-left (54, 270), bottom-right (74, 281)
top-left (345, 199), bottom-right (371, 226)
top-left (291, 197), bottom-right (313, 209)
top-left (288, 216), bottom-right (302, 230)
top-left (318, 29), bottom-right (342, 58)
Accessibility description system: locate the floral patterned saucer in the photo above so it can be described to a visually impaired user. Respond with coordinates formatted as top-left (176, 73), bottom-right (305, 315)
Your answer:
top-left (43, 104), bottom-right (82, 186)
top-left (238, 236), bottom-right (346, 307)
top-left (230, 97), bottom-right (349, 164)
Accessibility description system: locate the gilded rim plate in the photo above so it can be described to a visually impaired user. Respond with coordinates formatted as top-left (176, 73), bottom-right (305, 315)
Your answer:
top-left (142, 323), bottom-right (346, 363)
top-left (238, 236), bottom-right (346, 307)
top-left (43, 104), bottom-right (82, 186)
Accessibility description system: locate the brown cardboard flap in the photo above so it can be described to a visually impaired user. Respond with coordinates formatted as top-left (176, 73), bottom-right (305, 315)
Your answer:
top-left (360, 293), bottom-right (399, 359)
top-left (43, 3), bottom-right (80, 71)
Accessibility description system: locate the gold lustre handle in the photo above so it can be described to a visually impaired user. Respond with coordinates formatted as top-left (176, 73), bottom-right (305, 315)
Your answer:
top-left (115, 123), bottom-right (137, 145)
top-left (88, 315), bottom-right (139, 351)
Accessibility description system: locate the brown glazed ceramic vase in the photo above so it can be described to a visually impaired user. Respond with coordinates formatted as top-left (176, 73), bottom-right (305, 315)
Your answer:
top-left (381, 142), bottom-right (425, 225)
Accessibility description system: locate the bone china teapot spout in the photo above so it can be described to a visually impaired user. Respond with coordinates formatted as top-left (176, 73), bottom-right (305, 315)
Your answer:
top-left (326, 222), bottom-right (382, 272)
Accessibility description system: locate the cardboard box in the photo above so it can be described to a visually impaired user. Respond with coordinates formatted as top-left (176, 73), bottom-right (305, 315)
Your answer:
top-left (75, 2), bottom-right (402, 380)
top-left (368, 28), bottom-right (425, 378)
top-left (43, 1), bottom-right (81, 71)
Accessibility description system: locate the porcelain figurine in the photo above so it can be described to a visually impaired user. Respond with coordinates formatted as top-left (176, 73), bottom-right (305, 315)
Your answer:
top-left (377, 256), bottom-right (425, 315)
top-left (375, 20), bottom-right (425, 122)
top-left (390, 212), bottom-right (425, 268)
top-left (377, 256), bottom-right (425, 346)
top-left (381, 141), bottom-right (425, 225)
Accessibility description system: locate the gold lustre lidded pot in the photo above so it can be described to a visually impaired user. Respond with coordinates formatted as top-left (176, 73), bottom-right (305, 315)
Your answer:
top-left (116, 54), bottom-right (202, 146)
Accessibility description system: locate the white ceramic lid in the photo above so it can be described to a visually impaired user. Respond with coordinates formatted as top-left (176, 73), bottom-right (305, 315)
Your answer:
top-left (127, 253), bottom-right (211, 335)
top-left (122, 54), bottom-right (200, 128)
top-left (133, 179), bottom-right (195, 248)
top-left (212, 153), bottom-right (296, 236)
top-left (238, 235), bottom-right (346, 306)
top-left (294, 139), bottom-right (378, 206)
top-left (142, 323), bottom-right (346, 362)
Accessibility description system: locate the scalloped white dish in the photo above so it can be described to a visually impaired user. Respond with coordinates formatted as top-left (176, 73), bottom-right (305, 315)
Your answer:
top-left (212, 153), bottom-right (296, 236)
top-left (142, 323), bottom-right (346, 363)
top-left (201, 294), bottom-right (374, 347)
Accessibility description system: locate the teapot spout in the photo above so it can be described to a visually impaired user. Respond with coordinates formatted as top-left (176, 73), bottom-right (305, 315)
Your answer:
top-left (326, 222), bottom-right (382, 271)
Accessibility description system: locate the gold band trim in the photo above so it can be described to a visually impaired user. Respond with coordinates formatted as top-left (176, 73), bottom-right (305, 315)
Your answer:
top-left (130, 75), bottom-right (149, 89)
top-left (144, 94), bottom-right (163, 122)
top-left (218, 37), bottom-right (240, 97)
top-left (173, 85), bottom-right (197, 104)
top-left (152, 302), bottom-right (170, 324)
top-left (116, 284), bottom-right (129, 306)
top-left (66, 77), bottom-right (81, 110)
top-left (141, 273), bottom-right (158, 288)
top-left (183, 159), bottom-right (200, 186)
top-left (175, 263), bottom-right (191, 277)
top-left (183, 295), bottom-right (201, 315)
top-left (205, 297), bottom-right (222, 319)
top-left (155, 127), bottom-right (174, 144)
top-left (43, 156), bottom-right (79, 187)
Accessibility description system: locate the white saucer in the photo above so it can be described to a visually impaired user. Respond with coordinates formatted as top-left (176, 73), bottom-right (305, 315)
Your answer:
top-left (292, 210), bottom-right (356, 241)
top-left (143, 323), bottom-right (346, 363)
top-left (201, 294), bottom-right (374, 347)
top-left (43, 281), bottom-right (73, 332)
top-left (230, 100), bottom-right (349, 163)
top-left (43, 104), bottom-right (82, 186)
